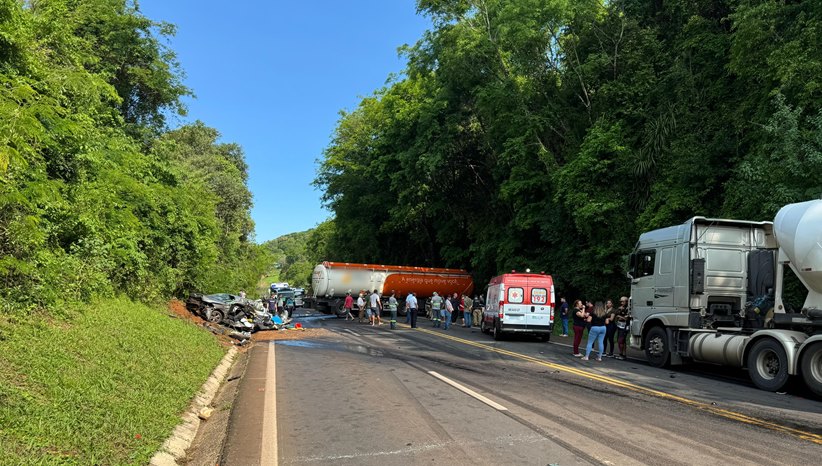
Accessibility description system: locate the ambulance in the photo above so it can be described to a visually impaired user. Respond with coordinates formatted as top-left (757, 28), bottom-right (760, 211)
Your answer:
top-left (480, 271), bottom-right (555, 341)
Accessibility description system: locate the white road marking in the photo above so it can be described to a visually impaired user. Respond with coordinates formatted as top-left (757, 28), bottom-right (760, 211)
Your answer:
top-left (288, 434), bottom-right (545, 463)
top-left (427, 371), bottom-right (508, 411)
top-left (343, 328), bottom-right (361, 337)
top-left (260, 342), bottom-right (278, 465)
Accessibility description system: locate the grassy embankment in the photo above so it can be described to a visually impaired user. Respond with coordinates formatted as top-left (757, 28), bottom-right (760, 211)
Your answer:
top-left (0, 298), bottom-right (226, 465)
top-left (256, 269), bottom-right (280, 297)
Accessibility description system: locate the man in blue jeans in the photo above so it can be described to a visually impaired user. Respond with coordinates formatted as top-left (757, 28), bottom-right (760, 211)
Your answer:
top-left (462, 294), bottom-right (473, 328)
top-left (559, 296), bottom-right (569, 337)
top-left (442, 296), bottom-right (453, 330)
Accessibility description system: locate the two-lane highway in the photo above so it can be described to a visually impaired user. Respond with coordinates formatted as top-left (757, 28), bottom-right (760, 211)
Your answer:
top-left (217, 314), bottom-right (822, 465)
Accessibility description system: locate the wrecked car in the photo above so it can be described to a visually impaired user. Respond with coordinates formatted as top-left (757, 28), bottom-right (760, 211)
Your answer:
top-left (186, 293), bottom-right (252, 324)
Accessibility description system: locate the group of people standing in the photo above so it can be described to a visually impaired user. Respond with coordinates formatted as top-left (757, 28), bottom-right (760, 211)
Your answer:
top-left (427, 292), bottom-right (477, 330)
top-left (339, 289), bottom-right (632, 364)
top-left (339, 290), bottom-right (483, 331)
top-left (342, 290), bottom-right (384, 325)
top-left (263, 292), bottom-right (292, 320)
top-left (558, 296), bottom-right (631, 361)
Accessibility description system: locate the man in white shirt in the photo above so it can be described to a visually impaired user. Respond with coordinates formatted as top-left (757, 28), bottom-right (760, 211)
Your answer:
top-left (356, 293), bottom-right (366, 323)
top-left (369, 290), bottom-right (382, 326)
top-left (405, 292), bottom-right (419, 328)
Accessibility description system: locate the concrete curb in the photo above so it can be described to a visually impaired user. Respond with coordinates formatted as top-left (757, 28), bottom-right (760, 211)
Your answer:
top-left (149, 346), bottom-right (238, 466)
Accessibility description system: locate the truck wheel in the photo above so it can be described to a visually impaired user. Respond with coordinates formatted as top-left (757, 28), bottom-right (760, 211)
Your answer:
top-left (335, 301), bottom-right (345, 318)
top-left (645, 326), bottom-right (670, 368)
top-left (493, 320), bottom-right (503, 341)
top-left (748, 338), bottom-right (789, 392)
top-left (800, 342), bottom-right (822, 397)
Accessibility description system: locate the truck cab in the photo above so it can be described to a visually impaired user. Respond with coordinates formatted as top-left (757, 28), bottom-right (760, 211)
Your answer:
top-left (481, 272), bottom-right (554, 341)
top-left (629, 202), bottom-right (822, 395)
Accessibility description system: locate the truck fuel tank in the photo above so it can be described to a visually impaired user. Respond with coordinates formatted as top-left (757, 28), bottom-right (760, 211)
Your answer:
top-left (689, 332), bottom-right (747, 368)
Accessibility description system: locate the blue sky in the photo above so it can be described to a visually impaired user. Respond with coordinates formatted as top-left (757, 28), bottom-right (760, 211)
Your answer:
top-left (138, 1), bottom-right (430, 243)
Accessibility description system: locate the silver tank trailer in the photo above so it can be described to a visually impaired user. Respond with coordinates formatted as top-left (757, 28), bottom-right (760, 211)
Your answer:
top-left (311, 263), bottom-right (385, 298)
top-left (774, 199), bottom-right (822, 311)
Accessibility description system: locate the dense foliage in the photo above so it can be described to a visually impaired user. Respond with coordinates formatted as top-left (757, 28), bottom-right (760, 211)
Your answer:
top-left (263, 220), bottom-right (335, 289)
top-left (0, 0), bottom-right (268, 313)
top-left (316, 0), bottom-right (822, 299)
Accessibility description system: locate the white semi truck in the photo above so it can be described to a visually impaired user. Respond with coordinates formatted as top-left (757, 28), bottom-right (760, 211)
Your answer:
top-left (628, 200), bottom-right (822, 395)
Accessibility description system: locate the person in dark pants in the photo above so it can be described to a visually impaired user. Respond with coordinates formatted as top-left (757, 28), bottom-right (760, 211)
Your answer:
top-left (615, 296), bottom-right (631, 359)
top-left (603, 299), bottom-right (617, 357)
top-left (572, 300), bottom-right (589, 357)
top-left (406, 292), bottom-right (418, 328)
top-left (450, 293), bottom-right (460, 324)
top-left (559, 296), bottom-right (569, 337)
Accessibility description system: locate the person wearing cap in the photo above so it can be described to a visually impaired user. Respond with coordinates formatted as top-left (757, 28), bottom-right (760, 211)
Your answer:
top-left (615, 296), bottom-right (631, 360)
top-left (430, 292), bottom-right (443, 327)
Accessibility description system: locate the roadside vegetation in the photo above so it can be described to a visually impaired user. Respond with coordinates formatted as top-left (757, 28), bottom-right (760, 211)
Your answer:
top-left (316, 0), bottom-right (822, 298)
top-left (0, 0), bottom-right (271, 314)
top-left (0, 1), bottom-right (268, 463)
top-left (0, 298), bottom-right (226, 465)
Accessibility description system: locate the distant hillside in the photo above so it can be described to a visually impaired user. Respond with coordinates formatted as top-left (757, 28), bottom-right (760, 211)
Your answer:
top-left (262, 220), bottom-right (334, 289)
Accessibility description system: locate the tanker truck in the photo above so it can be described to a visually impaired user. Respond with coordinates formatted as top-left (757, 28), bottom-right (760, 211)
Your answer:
top-left (628, 200), bottom-right (822, 395)
top-left (310, 261), bottom-right (474, 316)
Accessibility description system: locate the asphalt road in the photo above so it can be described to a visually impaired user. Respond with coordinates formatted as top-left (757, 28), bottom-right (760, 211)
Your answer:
top-left (216, 311), bottom-right (822, 465)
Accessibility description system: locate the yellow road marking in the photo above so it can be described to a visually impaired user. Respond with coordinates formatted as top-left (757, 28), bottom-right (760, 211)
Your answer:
top-left (393, 322), bottom-right (822, 445)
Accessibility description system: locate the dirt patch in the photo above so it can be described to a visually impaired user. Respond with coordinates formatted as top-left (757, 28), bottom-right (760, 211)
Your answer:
top-left (250, 328), bottom-right (332, 341)
top-left (168, 299), bottom-right (205, 325)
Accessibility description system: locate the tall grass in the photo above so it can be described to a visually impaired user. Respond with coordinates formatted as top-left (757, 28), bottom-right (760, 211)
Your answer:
top-left (0, 298), bottom-right (226, 465)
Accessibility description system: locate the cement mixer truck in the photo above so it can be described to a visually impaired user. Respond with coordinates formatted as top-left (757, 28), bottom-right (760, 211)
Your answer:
top-left (309, 261), bottom-right (474, 316)
top-left (628, 200), bottom-right (822, 395)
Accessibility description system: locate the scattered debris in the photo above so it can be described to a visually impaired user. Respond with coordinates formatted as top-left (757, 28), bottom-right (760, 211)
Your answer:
top-left (251, 328), bottom-right (333, 341)
top-left (198, 407), bottom-right (214, 420)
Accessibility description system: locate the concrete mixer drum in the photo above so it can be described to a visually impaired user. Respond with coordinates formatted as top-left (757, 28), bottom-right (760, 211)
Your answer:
top-left (774, 199), bottom-right (822, 311)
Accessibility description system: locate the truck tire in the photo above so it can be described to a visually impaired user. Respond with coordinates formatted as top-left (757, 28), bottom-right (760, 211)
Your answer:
top-left (493, 320), bottom-right (504, 341)
top-left (645, 326), bottom-right (671, 368)
top-left (748, 338), bottom-right (789, 392)
top-left (335, 301), bottom-right (345, 318)
top-left (480, 318), bottom-right (488, 334)
top-left (800, 342), bottom-right (822, 397)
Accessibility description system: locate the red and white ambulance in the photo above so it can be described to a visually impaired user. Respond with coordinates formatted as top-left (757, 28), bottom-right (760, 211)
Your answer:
top-left (480, 271), bottom-right (555, 341)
